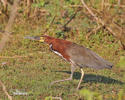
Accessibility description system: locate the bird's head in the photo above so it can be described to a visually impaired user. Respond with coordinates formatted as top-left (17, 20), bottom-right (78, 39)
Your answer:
top-left (24, 35), bottom-right (54, 44)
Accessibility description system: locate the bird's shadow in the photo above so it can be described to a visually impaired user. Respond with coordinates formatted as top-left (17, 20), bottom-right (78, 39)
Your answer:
top-left (53, 70), bottom-right (124, 85)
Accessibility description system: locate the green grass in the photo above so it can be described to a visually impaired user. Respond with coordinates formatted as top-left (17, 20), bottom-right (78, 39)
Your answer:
top-left (0, 0), bottom-right (125, 100)
top-left (0, 23), bottom-right (125, 100)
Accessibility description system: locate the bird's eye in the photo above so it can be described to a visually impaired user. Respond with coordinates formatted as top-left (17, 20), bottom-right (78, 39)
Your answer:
top-left (39, 37), bottom-right (44, 42)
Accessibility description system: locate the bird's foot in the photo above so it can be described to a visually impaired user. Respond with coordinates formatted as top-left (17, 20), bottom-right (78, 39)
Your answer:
top-left (50, 77), bottom-right (72, 87)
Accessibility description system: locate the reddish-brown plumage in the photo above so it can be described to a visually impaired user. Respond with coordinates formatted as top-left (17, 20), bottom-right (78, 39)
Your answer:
top-left (25, 35), bottom-right (113, 90)
top-left (42, 35), bottom-right (72, 61)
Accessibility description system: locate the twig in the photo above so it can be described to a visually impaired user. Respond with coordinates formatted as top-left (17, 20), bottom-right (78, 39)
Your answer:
top-left (55, 9), bottom-right (80, 36)
top-left (101, 0), bottom-right (104, 11)
top-left (0, 2), bottom-right (20, 100)
top-left (0, 55), bottom-right (27, 59)
top-left (81, 0), bottom-right (102, 24)
top-left (60, 8), bottom-right (81, 33)
top-left (64, 4), bottom-right (125, 8)
top-left (86, 25), bottom-right (102, 39)
top-left (81, 0), bottom-right (117, 36)
top-left (0, 0), bottom-right (20, 52)
top-left (118, 0), bottom-right (121, 6)
top-left (0, 80), bottom-right (12, 100)
top-left (81, 0), bottom-right (125, 49)
top-left (64, 5), bottom-right (83, 8)
top-left (63, 9), bottom-right (79, 28)
top-left (44, 15), bottom-right (56, 33)
top-left (0, 30), bottom-right (13, 34)
top-left (1, 0), bottom-right (8, 8)
top-left (104, 3), bottom-right (125, 8)
top-left (52, 97), bottom-right (62, 100)
top-left (0, 52), bottom-right (45, 59)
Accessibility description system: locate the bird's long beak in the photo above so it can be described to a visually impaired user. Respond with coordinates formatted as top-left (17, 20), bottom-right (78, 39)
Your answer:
top-left (24, 36), bottom-right (44, 42)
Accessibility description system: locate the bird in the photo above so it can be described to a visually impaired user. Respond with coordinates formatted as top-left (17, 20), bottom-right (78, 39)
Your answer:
top-left (25, 35), bottom-right (113, 90)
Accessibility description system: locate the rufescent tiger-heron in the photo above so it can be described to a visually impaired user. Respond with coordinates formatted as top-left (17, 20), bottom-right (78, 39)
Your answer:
top-left (25, 35), bottom-right (113, 90)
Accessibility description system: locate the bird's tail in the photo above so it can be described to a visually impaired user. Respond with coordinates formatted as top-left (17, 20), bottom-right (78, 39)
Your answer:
top-left (24, 36), bottom-right (41, 41)
top-left (88, 49), bottom-right (113, 69)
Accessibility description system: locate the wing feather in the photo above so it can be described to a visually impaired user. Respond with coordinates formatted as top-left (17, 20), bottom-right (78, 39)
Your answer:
top-left (67, 43), bottom-right (113, 69)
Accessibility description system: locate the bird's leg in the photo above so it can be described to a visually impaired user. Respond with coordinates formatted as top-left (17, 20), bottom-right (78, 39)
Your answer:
top-left (69, 64), bottom-right (76, 79)
top-left (76, 68), bottom-right (84, 90)
top-left (50, 64), bottom-right (75, 86)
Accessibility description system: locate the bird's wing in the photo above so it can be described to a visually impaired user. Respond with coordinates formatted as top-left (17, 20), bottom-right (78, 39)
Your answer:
top-left (67, 43), bottom-right (113, 69)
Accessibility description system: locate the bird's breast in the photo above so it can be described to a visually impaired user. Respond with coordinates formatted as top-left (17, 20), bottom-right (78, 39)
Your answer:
top-left (49, 44), bottom-right (68, 61)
